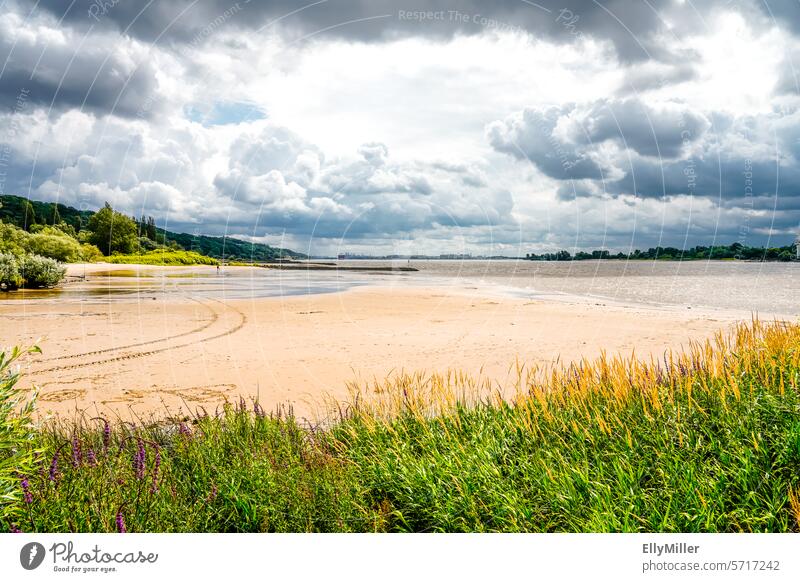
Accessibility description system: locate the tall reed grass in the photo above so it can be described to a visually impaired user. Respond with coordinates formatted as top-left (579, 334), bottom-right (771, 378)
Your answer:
top-left (3, 319), bottom-right (800, 532)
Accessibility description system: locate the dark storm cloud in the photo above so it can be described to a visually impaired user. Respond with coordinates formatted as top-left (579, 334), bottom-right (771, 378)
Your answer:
top-left (31, 0), bottom-right (703, 62)
top-left (486, 107), bottom-right (606, 180)
top-left (0, 66), bottom-right (157, 119)
top-left (9, 0), bottom-right (782, 120)
top-left (578, 99), bottom-right (710, 158)
top-left (0, 13), bottom-right (159, 118)
top-left (489, 101), bottom-right (800, 228)
top-left (606, 154), bottom-right (791, 201)
top-left (486, 98), bottom-right (709, 185)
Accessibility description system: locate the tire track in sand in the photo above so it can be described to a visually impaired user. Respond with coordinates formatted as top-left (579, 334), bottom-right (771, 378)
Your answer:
top-left (28, 298), bottom-right (247, 375)
top-left (39, 296), bottom-right (219, 362)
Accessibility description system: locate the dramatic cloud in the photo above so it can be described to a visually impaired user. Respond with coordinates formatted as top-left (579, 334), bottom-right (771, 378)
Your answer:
top-left (0, 9), bottom-right (160, 117)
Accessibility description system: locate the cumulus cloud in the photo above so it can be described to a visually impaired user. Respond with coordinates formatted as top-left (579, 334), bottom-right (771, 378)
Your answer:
top-left (213, 127), bottom-right (514, 240)
top-left (0, 9), bottom-right (160, 118)
top-left (486, 107), bottom-right (606, 180)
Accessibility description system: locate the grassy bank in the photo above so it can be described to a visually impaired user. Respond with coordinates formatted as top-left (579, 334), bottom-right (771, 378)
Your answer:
top-left (2, 320), bottom-right (800, 532)
top-left (107, 250), bottom-right (218, 266)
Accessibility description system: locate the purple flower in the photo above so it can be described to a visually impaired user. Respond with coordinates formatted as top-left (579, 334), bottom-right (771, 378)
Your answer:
top-left (48, 452), bottom-right (59, 482)
top-left (103, 420), bottom-right (111, 450)
top-left (86, 449), bottom-right (97, 467)
top-left (21, 478), bottom-right (32, 504)
top-left (178, 422), bottom-right (192, 438)
top-left (71, 434), bottom-right (82, 468)
top-left (254, 402), bottom-right (265, 418)
top-left (115, 511), bottom-right (127, 533)
top-left (150, 449), bottom-right (161, 494)
top-left (10, 524), bottom-right (21, 533)
top-left (132, 438), bottom-right (145, 480)
top-left (206, 484), bottom-right (218, 503)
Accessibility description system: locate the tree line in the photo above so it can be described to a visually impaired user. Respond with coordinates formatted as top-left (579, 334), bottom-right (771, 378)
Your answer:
top-left (525, 243), bottom-right (798, 262)
top-left (0, 195), bottom-right (304, 261)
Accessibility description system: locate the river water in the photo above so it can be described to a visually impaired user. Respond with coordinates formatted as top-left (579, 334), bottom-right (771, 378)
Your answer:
top-left (1, 260), bottom-right (797, 317)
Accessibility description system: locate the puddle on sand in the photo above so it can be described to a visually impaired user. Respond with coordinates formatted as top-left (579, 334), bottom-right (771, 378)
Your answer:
top-left (89, 269), bottom-right (149, 278)
top-left (0, 288), bottom-right (65, 300)
top-left (0, 285), bottom-right (155, 301)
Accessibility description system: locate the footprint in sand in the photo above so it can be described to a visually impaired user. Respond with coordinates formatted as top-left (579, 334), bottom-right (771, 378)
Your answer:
top-left (39, 388), bottom-right (87, 402)
top-left (121, 383), bottom-right (238, 403)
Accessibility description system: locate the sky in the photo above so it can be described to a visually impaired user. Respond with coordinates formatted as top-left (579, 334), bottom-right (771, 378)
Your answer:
top-left (0, 0), bottom-right (798, 256)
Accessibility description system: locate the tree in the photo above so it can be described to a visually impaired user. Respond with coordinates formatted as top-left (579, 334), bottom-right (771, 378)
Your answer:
top-left (86, 203), bottom-right (138, 255)
top-left (21, 201), bottom-right (36, 230)
top-left (146, 216), bottom-right (157, 241)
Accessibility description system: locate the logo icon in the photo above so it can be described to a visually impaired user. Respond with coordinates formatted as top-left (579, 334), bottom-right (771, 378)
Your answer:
top-left (20, 542), bottom-right (46, 570)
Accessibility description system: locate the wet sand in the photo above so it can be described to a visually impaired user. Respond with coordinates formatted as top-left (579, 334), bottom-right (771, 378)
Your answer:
top-left (0, 264), bottom-right (761, 421)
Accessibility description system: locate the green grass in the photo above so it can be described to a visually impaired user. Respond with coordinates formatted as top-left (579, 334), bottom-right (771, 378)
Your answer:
top-left (107, 250), bottom-right (218, 266)
top-left (2, 320), bottom-right (800, 532)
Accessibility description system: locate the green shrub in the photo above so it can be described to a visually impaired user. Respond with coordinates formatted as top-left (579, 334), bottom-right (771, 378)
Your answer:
top-left (0, 346), bottom-right (39, 526)
top-left (18, 254), bottom-right (66, 288)
top-left (0, 222), bottom-right (27, 256)
top-left (24, 226), bottom-right (83, 262)
top-left (80, 243), bottom-right (104, 263)
top-left (137, 236), bottom-right (161, 251)
top-left (0, 254), bottom-right (23, 291)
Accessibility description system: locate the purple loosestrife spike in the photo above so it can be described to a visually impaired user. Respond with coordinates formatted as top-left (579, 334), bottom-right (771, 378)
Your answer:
top-left (115, 511), bottom-right (127, 533)
top-left (103, 420), bottom-right (111, 450)
top-left (49, 452), bottom-right (59, 482)
top-left (179, 422), bottom-right (192, 438)
top-left (150, 450), bottom-right (161, 494)
top-left (133, 438), bottom-right (146, 480)
top-left (21, 478), bottom-right (32, 504)
top-left (86, 449), bottom-right (97, 467)
top-left (71, 435), bottom-right (82, 468)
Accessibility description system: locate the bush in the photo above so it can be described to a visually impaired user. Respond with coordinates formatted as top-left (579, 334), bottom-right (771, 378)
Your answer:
top-left (80, 243), bottom-right (104, 263)
top-left (0, 222), bottom-right (27, 256)
top-left (18, 255), bottom-right (66, 288)
top-left (24, 226), bottom-right (83, 262)
top-left (0, 346), bottom-right (39, 527)
top-left (0, 254), bottom-right (23, 290)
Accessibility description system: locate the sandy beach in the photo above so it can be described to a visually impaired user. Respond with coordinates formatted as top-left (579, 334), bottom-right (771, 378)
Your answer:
top-left (0, 263), bottom-right (760, 421)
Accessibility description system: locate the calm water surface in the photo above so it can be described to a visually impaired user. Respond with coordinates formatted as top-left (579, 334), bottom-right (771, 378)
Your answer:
top-left (1, 260), bottom-right (796, 316)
